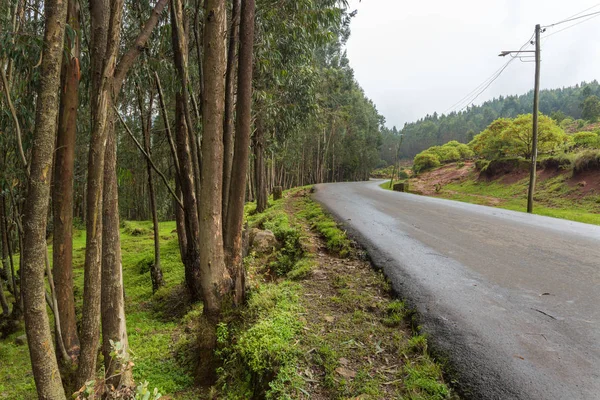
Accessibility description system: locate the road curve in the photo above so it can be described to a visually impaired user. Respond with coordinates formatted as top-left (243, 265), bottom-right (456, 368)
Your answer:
top-left (313, 180), bottom-right (600, 400)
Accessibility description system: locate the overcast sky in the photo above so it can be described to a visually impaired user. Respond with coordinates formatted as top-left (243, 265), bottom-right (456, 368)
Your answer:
top-left (345, 0), bottom-right (600, 129)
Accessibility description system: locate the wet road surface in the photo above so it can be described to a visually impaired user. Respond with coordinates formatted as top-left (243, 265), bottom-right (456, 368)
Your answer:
top-left (313, 180), bottom-right (600, 400)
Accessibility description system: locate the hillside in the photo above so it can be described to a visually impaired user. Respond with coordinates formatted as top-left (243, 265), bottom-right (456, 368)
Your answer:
top-left (379, 80), bottom-right (600, 163)
top-left (397, 161), bottom-right (600, 225)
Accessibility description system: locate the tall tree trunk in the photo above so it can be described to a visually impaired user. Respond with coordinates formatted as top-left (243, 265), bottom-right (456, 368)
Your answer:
top-left (174, 180), bottom-right (188, 264)
top-left (101, 120), bottom-right (133, 388)
top-left (78, 0), bottom-right (168, 387)
top-left (222, 0), bottom-right (240, 222)
top-left (172, 1), bottom-right (203, 301)
top-left (21, 0), bottom-right (68, 398)
top-left (0, 196), bottom-right (12, 294)
top-left (253, 118), bottom-right (267, 213)
top-left (224, 0), bottom-right (255, 305)
top-left (77, 0), bottom-right (117, 386)
top-left (197, 0), bottom-right (232, 383)
top-left (176, 94), bottom-right (203, 300)
top-left (171, 0), bottom-right (202, 220)
top-left (140, 92), bottom-right (164, 291)
top-left (52, 0), bottom-right (80, 360)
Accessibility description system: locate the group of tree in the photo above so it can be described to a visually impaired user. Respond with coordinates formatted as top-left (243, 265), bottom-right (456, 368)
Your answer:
top-left (410, 113), bottom-right (599, 174)
top-left (380, 80), bottom-right (600, 164)
top-left (0, 0), bottom-right (383, 398)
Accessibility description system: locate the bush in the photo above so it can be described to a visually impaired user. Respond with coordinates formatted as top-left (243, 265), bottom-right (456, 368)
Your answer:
top-left (572, 131), bottom-right (599, 149)
top-left (573, 150), bottom-right (600, 175)
top-left (474, 159), bottom-right (490, 171)
top-left (413, 152), bottom-right (441, 173)
top-left (480, 157), bottom-right (529, 178)
top-left (539, 154), bottom-right (574, 170)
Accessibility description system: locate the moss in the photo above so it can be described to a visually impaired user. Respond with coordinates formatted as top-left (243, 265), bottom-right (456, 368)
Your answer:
top-left (297, 198), bottom-right (352, 257)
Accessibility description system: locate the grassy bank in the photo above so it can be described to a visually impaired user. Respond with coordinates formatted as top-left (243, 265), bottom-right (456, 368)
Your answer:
top-left (1, 188), bottom-right (455, 399)
top-left (379, 165), bottom-right (600, 226)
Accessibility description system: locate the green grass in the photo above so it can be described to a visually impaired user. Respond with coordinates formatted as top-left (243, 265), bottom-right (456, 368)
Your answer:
top-left (296, 197), bottom-right (352, 257)
top-left (443, 175), bottom-right (600, 225)
top-left (0, 221), bottom-right (196, 399)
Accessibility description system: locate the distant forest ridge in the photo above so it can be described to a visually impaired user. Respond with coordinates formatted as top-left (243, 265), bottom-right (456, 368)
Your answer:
top-left (379, 80), bottom-right (600, 163)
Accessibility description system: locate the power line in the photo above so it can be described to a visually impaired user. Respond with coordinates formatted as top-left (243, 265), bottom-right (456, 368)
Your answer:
top-left (543, 8), bottom-right (600, 28)
top-left (444, 32), bottom-right (534, 114)
top-left (542, 12), bottom-right (600, 40)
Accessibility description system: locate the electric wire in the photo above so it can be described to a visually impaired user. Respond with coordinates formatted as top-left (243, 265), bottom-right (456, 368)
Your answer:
top-left (542, 12), bottom-right (600, 40)
top-left (444, 32), bottom-right (534, 114)
top-left (543, 9), bottom-right (600, 28)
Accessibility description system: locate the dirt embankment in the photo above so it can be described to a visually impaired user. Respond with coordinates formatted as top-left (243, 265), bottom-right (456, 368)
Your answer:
top-left (408, 160), bottom-right (600, 204)
top-left (409, 162), bottom-right (474, 196)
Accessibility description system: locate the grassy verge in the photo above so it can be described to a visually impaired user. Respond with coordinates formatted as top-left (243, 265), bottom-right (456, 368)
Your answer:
top-left (1, 222), bottom-right (199, 399)
top-left (443, 174), bottom-right (600, 225)
top-left (381, 171), bottom-right (600, 225)
top-left (216, 188), bottom-right (455, 399)
top-left (2, 188), bottom-right (455, 399)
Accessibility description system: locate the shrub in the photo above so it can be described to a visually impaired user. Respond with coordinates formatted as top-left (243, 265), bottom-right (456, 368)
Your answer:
top-left (413, 152), bottom-right (441, 173)
top-left (539, 154), bottom-right (574, 170)
top-left (397, 169), bottom-right (409, 179)
top-left (573, 150), bottom-right (600, 175)
top-left (572, 131), bottom-right (599, 149)
top-left (474, 159), bottom-right (490, 171)
top-left (480, 157), bottom-right (529, 178)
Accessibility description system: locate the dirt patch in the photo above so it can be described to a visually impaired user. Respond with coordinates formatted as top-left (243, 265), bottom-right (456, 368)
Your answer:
top-left (566, 170), bottom-right (600, 197)
top-left (410, 162), bottom-right (474, 196)
top-left (499, 170), bottom-right (528, 185)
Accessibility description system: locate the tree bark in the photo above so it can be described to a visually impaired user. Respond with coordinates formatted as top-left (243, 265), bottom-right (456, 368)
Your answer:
top-left (139, 91), bottom-right (164, 291)
top-left (52, 0), bottom-right (80, 359)
top-left (224, 0), bottom-right (255, 305)
top-left (197, 0), bottom-right (233, 383)
top-left (21, 0), bottom-right (68, 398)
top-left (222, 0), bottom-right (241, 223)
top-left (175, 94), bottom-right (203, 300)
top-left (171, 0), bottom-right (202, 220)
top-left (253, 117), bottom-right (267, 213)
top-left (101, 120), bottom-right (133, 388)
top-left (78, 0), bottom-right (168, 387)
top-left (77, 0), bottom-right (121, 387)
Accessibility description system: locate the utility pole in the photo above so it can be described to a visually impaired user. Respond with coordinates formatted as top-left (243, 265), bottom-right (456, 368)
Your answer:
top-left (389, 134), bottom-right (403, 189)
top-left (527, 24), bottom-right (541, 213)
top-left (499, 24), bottom-right (541, 213)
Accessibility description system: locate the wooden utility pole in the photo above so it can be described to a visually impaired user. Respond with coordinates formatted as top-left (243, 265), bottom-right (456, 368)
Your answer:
top-left (527, 24), bottom-right (541, 213)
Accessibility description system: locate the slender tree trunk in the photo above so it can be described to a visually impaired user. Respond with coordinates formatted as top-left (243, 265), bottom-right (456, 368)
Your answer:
top-left (197, 0), bottom-right (233, 383)
top-left (176, 94), bottom-right (203, 300)
top-left (222, 0), bottom-right (240, 222)
top-left (0, 197), bottom-right (12, 294)
top-left (140, 92), bottom-right (164, 291)
top-left (77, 0), bottom-right (116, 385)
top-left (101, 120), bottom-right (133, 388)
top-left (171, 0), bottom-right (202, 220)
top-left (224, 0), bottom-right (255, 305)
top-left (21, 0), bottom-right (68, 398)
top-left (253, 118), bottom-right (267, 213)
top-left (52, 0), bottom-right (80, 360)
top-left (174, 179), bottom-right (188, 264)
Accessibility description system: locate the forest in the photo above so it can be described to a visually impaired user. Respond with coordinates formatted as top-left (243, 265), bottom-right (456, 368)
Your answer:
top-left (379, 80), bottom-right (600, 163)
top-left (0, 0), bottom-right (388, 399)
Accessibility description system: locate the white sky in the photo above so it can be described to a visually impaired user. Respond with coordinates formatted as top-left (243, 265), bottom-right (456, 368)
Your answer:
top-left (345, 0), bottom-right (600, 128)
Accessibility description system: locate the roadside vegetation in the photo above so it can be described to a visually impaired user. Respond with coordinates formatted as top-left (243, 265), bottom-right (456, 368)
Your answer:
top-left (1, 188), bottom-right (456, 399)
top-left (378, 111), bottom-right (600, 225)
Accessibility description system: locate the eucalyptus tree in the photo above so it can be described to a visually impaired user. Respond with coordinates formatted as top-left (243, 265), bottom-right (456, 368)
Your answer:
top-left (19, 0), bottom-right (69, 398)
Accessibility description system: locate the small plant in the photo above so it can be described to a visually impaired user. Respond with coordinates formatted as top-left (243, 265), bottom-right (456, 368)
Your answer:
top-left (73, 341), bottom-right (162, 400)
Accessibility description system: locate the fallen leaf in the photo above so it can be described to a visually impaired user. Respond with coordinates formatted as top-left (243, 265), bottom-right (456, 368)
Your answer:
top-left (335, 367), bottom-right (356, 379)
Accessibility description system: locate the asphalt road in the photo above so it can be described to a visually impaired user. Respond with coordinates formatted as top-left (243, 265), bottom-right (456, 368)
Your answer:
top-left (313, 180), bottom-right (600, 400)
